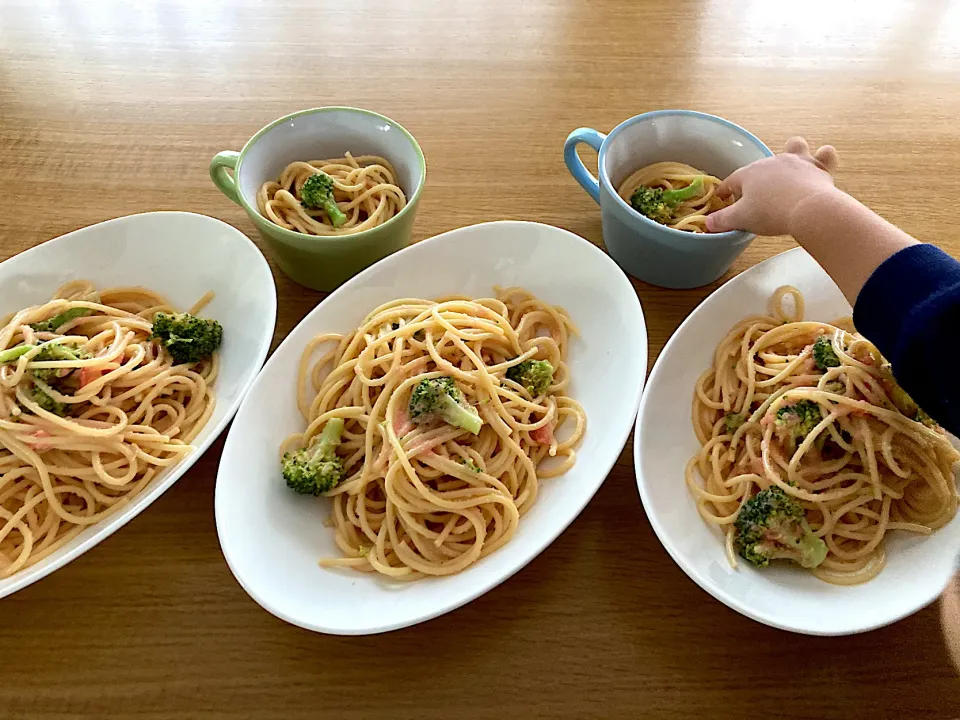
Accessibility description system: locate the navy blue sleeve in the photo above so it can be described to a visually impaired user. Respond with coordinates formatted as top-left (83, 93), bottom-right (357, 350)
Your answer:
top-left (853, 244), bottom-right (960, 436)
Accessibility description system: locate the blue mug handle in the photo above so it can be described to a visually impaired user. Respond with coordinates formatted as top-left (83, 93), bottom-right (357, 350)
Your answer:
top-left (564, 128), bottom-right (607, 204)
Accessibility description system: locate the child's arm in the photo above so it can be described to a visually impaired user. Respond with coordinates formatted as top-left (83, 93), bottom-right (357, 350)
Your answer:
top-left (706, 137), bottom-right (916, 303)
top-left (707, 137), bottom-right (960, 435)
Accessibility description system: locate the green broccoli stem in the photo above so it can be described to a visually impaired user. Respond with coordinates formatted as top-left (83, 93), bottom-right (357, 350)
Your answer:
top-left (311, 417), bottom-right (345, 459)
top-left (37, 307), bottom-right (92, 332)
top-left (662, 176), bottom-right (704, 206)
top-left (440, 395), bottom-right (483, 435)
top-left (0, 345), bottom-right (35, 363)
top-left (323, 198), bottom-right (348, 228)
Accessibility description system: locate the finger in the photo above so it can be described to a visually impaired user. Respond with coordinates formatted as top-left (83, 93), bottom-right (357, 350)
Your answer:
top-left (813, 144), bottom-right (839, 173)
top-left (783, 136), bottom-right (811, 156)
top-left (716, 167), bottom-right (745, 200)
top-left (706, 201), bottom-right (748, 233)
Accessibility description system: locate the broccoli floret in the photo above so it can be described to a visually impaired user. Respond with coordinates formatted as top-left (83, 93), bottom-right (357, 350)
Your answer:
top-left (150, 313), bottom-right (223, 365)
top-left (812, 335), bottom-right (840, 371)
top-left (724, 412), bottom-right (745, 434)
top-left (775, 400), bottom-right (822, 441)
top-left (30, 344), bottom-right (89, 382)
top-left (409, 377), bottom-right (483, 435)
top-left (300, 172), bottom-right (347, 228)
top-left (30, 386), bottom-right (67, 416)
top-left (629, 176), bottom-right (705, 223)
top-left (734, 486), bottom-right (827, 569)
top-left (506, 359), bottom-right (554, 397)
top-left (282, 418), bottom-right (346, 495)
top-left (629, 187), bottom-right (671, 223)
top-left (30, 307), bottom-right (92, 334)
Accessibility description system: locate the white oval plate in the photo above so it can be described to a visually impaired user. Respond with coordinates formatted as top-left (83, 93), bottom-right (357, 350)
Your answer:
top-left (635, 247), bottom-right (960, 635)
top-left (0, 212), bottom-right (276, 599)
top-left (216, 221), bottom-right (647, 635)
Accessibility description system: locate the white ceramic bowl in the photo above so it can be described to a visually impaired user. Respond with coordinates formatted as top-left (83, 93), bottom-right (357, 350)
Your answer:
top-left (635, 247), bottom-right (960, 635)
top-left (216, 221), bottom-right (648, 635)
top-left (0, 212), bottom-right (276, 599)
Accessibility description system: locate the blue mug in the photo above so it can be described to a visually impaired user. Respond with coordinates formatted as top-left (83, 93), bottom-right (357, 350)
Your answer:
top-left (564, 110), bottom-right (773, 289)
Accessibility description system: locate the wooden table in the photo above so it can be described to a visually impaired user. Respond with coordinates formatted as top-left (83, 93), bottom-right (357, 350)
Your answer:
top-left (2, 0), bottom-right (959, 717)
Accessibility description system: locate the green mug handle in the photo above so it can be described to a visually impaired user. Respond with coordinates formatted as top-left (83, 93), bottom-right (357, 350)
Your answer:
top-left (209, 151), bottom-right (242, 205)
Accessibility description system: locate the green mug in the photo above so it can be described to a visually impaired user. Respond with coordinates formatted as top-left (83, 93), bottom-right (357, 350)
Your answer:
top-left (210, 107), bottom-right (426, 292)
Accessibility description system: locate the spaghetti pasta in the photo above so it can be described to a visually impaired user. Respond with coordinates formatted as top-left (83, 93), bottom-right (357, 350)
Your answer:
top-left (617, 161), bottom-right (731, 232)
top-left (0, 281), bottom-right (219, 577)
top-left (687, 286), bottom-right (959, 585)
top-left (283, 287), bottom-right (586, 579)
top-left (257, 152), bottom-right (406, 236)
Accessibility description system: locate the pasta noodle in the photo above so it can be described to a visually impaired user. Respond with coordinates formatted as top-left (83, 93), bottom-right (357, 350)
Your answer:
top-left (687, 286), bottom-right (959, 585)
top-left (284, 287), bottom-right (586, 579)
top-left (0, 281), bottom-right (219, 577)
top-left (257, 152), bottom-right (406, 236)
top-left (617, 161), bottom-right (731, 232)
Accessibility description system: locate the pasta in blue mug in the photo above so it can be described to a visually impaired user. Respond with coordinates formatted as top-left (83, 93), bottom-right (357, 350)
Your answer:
top-left (564, 110), bottom-right (772, 289)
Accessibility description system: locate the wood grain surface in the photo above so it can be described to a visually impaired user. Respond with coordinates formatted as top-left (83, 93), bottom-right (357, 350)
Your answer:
top-left (2, 0), bottom-right (960, 717)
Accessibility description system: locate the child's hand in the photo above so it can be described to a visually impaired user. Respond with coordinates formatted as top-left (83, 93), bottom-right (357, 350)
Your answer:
top-left (706, 137), bottom-right (840, 236)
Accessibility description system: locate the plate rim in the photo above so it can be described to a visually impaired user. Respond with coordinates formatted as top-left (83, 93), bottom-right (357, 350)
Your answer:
top-left (214, 219), bottom-right (648, 635)
top-left (0, 211), bottom-right (278, 599)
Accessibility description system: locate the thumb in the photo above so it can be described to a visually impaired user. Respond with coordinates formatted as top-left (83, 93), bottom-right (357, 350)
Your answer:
top-left (706, 201), bottom-right (748, 233)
